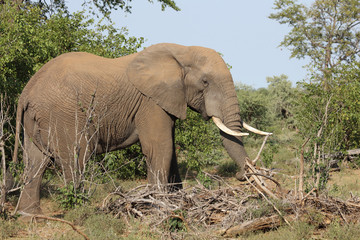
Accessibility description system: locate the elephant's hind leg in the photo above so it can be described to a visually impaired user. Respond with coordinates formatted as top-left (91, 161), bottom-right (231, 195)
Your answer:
top-left (17, 134), bottom-right (50, 215)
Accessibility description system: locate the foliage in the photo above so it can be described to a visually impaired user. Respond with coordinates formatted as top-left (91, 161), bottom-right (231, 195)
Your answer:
top-left (237, 83), bottom-right (271, 131)
top-left (266, 74), bottom-right (297, 125)
top-left (261, 139), bottom-right (279, 168)
top-left (87, 0), bottom-right (180, 14)
top-left (57, 183), bottom-right (88, 209)
top-left (293, 62), bottom-right (360, 189)
top-left (163, 210), bottom-right (187, 232)
top-left (16, 0), bottom-right (180, 17)
top-left (175, 108), bottom-right (222, 172)
top-left (196, 171), bottom-right (213, 189)
top-left (270, 0), bottom-right (360, 89)
top-left (100, 144), bottom-right (147, 180)
top-left (271, 0), bottom-right (360, 190)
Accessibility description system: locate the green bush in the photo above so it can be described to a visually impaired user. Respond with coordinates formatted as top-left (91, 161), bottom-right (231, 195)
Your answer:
top-left (163, 210), bottom-right (187, 232)
top-left (261, 139), bottom-right (279, 168)
top-left (101, 144), bottom-right (147, 180)
top-left (57, 183), bottom-right (88, 209)
top-left (175, 108), bottom-right (223, 172)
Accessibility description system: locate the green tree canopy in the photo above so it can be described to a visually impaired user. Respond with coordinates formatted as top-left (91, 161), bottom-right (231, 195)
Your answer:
top-left (266, 74), bottom-right (296, 121)
top-left (271, 0), bottom-right (360, 189)
top-left (270, 0), bottom-right (360, 89)
top-left (18, 0), bottom-right (180, 17)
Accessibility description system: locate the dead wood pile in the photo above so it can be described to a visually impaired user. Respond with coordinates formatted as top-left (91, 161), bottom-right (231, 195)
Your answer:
top-left (102, 183), bottom-right (263, 229)
top-left (102, 183), bottom-right (360, 237)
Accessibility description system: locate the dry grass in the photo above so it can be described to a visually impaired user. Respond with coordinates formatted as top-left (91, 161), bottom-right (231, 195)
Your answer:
top-left (327, 168), bottom-right (360, 199)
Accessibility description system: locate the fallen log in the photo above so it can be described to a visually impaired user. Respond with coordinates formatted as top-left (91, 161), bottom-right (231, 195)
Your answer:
top-left (220, 214), bottom-right (296, 237)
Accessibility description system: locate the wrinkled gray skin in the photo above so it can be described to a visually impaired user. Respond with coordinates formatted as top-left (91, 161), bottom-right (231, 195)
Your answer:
top-left (13, 43), bottom-right (249, 214)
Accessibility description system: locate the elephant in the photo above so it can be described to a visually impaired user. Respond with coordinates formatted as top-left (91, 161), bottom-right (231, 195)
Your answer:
top-left (11, 43), bottom-right (270, 215)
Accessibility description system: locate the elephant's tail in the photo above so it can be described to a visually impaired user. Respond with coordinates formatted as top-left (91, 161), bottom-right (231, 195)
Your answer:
top-left (12, 98), bottom-right (23, 164)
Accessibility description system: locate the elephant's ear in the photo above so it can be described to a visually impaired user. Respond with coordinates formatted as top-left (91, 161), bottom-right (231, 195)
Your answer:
top-left (127, 43), bottom-right (188, 120)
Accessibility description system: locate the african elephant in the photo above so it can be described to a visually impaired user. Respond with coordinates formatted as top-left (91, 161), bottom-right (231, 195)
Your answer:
top-left (12, 43), bottom-right (270, 215)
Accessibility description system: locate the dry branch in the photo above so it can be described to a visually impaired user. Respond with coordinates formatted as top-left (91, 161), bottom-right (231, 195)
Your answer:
top-left (245, 158), bottom-right (279, 200)
top-left (252, 134), bottom-right (270, 165)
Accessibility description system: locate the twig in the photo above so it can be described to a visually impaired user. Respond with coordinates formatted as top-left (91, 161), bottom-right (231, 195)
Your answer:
top-left (336, 205), bottom-right (348, 224)
top-left (246, 159), bottom-right (278, 199)
top-left (301, 188), bottom-right (317, 203)
top-left (244, 175), bottom-right (292, 228)
top-left (252, 134), bottom-right (270, 165)
top-left (29, 214), bottom-right (89, 240)
top-left (245, 172), bottom-right (282, 190)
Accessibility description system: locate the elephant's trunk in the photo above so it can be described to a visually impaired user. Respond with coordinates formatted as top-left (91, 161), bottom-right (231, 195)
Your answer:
top-left (219, 81), bottom-right (249, 180)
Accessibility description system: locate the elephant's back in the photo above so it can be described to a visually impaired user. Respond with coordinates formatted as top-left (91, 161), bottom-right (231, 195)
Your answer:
top-left (25, 52), bottom-right (120, 94)
top-left (22, 52), bottom-right (128, 111)
top-left (19, 52), bottom-right (136, 135)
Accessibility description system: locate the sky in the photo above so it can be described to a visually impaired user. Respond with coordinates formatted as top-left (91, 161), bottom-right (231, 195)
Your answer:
top-left (69, 1), bottom-right (310, 89)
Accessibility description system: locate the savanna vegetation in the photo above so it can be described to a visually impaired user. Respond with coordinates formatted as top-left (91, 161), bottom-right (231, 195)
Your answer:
top-left (1, 0), bottom-right (360, 239)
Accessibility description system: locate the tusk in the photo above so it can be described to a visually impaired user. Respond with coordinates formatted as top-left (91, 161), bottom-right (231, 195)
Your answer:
top-left (242, 122), bottom-right (272, 136)
top-left (212, 117), bottom-right (249, 137)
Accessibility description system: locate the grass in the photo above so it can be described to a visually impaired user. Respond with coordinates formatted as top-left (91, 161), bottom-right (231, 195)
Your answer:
top-left (324, 221), bottom-right (360, 240)
top-left (0, 218), bottom-right (23, 239)
top-left (327, 167), bottom-right (360, 199)
top-left (244, 221), bottom-right (315, 240)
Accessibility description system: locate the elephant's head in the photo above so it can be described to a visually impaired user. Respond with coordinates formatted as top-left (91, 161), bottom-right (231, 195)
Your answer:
top-left (127, 43), bottom-right (270, 179)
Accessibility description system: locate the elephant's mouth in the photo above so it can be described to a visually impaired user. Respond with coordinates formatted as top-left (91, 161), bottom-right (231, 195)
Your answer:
top-left (212, 117), bottom-right (272, 136)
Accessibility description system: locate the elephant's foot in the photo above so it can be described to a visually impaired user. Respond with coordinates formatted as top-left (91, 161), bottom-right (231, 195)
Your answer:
top-left (17, 202), bottom-right (43, 217)
top-left (16, 192), bottom-right (43, 217)
top-left (168, 182), bottom-right (183, 191)
top-left (235, 171), bottom-right (247, 181)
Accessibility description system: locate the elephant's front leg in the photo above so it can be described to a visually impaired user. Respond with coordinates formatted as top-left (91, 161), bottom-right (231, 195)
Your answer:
top-left (135, 100), bottom-right (182, 189)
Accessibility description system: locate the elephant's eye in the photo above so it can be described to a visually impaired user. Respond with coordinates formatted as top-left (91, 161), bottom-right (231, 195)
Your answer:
top-left (202, 79), bottom-right (209, 87)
